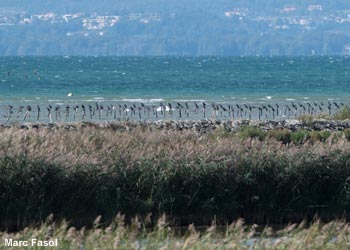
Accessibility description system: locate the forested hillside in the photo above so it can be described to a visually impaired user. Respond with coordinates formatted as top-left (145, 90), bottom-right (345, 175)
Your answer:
top-left (0, 0), bottom-right (349, 56)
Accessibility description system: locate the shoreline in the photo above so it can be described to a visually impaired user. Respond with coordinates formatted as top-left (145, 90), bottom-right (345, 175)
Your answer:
top-left (0, 100), bottom-right (348, 123)
top-left (2, 118), bottom-right (350, 133)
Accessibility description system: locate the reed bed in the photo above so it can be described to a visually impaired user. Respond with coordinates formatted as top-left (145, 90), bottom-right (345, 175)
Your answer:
top-left (0, 126), bottom-right (348, 167)
top-left (1, 216), bottom-right (350, 249)
top-left (0, 126), bottom-right (350, 229)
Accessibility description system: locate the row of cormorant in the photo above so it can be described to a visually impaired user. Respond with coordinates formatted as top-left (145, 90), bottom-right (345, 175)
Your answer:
top-left (3, 101), bottom-right (347, 122)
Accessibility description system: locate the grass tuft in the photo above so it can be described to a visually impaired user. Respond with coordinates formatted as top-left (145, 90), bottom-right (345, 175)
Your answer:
top-left (333, 106), bottom-right (350, 120)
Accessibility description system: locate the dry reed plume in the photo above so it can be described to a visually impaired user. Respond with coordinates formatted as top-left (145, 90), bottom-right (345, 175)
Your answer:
top-left (1, 216), bottom-right (350, 250)
top-left (0, 126), bottom-right (349, 168)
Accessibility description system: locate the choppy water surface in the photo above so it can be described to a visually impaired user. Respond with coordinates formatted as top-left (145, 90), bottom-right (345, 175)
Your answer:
top-left (0, 56), bottom-right (349, 122)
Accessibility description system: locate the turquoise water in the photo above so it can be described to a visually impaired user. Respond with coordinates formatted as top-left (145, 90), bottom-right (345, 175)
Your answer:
top-left (0, 56), bottom-right (349, 103)
top-left (0, 56), bottom-right (349, 122)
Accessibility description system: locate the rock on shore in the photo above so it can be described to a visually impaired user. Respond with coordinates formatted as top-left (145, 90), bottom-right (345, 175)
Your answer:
top-left (2, 119), bottom-right (350, 133)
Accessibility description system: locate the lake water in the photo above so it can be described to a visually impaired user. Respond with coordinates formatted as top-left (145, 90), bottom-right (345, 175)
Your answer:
top-left (0, 56), bottom-right (349, 122)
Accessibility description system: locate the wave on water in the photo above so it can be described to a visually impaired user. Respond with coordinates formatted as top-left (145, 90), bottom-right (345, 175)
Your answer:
top-left (93, 97), bottom-right (105, 101)
top-left (149, 98), bottom-right (165, 102)
top-left (173, 99), bottom-right (205, 103)
top-left (256, 96), bottom-right (273, 102)
top-left (122, 98), bottom-right (147, 103)
top-left (121, 98), bottom-right (165, 103)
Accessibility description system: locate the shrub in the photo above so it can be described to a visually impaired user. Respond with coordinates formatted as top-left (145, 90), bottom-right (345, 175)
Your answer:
top-left (319, 131), bottom-right (331, 142)
top-left (267, 129), bottom-right (291, 144)
top-left (238, 126), bottom-right (266, 141)
top-left (291, 130), bottom-right (310, 145)
top-left (310, 131), bottom-right (331, 143)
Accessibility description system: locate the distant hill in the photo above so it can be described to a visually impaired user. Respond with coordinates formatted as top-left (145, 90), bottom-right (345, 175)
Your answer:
top-left (0, 0), bottom-right (350, 56)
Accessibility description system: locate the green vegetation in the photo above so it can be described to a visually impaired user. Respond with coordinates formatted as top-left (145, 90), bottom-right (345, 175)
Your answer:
top-left (237, 126), bottom-right (334, 145)
top-left (238, 126), bottom-right (266, 141)
top-left (1, 127), bottom-right (350, 230)
top-left (297, 114), bottom-right (315, 125)
top-left (333, 106), bottom-right (350, 120)
top-left (267, 129), bottom-right (291, 144)
top-left (297, 106), bottom-right (350, 122)
top-left (344, 129), bottom-right (350, 141)
top-left (297, 113), bottom-right (331, 123)
top-left (1, 217), bottom-right (349, 249)
top-left (310, 130), bottom-right (331, 143)
top-left (290, 130), bottom-right (310, 145)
